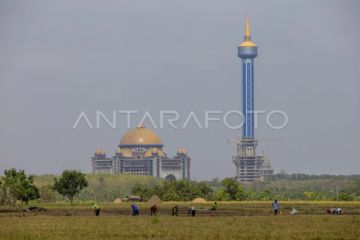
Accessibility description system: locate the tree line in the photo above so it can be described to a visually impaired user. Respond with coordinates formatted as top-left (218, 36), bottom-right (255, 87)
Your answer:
top-left (1, 168), bottom-right (359, 205)
top-left (132, 177), bottom-right (360, 201)
top-left (0, 168), bottom-right (87, 205)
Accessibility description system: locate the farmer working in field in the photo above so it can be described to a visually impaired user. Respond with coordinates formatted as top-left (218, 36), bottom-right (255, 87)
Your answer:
top-left (210, 202), bottom-right (217, 216)
top-left (172, 205), bottom-right (179, 216)
top-left (131, 203), bottom-right (139, 216)
top-left (92, 202), bottom-right (100, 216)
top-left (150, 204), bottom-right (158, 216)
top-left (188, 206), bottom-right (196, 217)
top-left (272, 200), bottom-right (280, 216)
top-left (327, 207), bottom-right (342, 215)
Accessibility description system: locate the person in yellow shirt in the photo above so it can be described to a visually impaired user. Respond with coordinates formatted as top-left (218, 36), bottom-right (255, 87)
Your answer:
top-left (92, 202), bottom-right (101, 216)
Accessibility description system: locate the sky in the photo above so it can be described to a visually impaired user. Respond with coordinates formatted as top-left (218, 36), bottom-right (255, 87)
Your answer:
top-left (0, 0), bottom-right (359, 180)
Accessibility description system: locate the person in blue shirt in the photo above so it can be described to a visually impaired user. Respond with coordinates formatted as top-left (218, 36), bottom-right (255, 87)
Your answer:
top-left (131, 204), bottom-right (139, 216)
top-left (272, 200), bottom-right (280, 216)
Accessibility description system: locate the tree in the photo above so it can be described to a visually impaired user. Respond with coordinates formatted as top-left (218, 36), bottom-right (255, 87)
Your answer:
top-left (52, 170), bottom-right (88, 205)
top-left (235, 187), bottom-right (247, 201)
top-left (196, 182), bottom-right (215, 200)
top-left (0, 168), bottom-right (40, 205)
top-left (132, 183), bottom-right (154, 200)
top-left (0, 178), bottom-right (4, 205)
top-left (338, 192), bottom-right (356, 201)
top-left (221, 178), bottom-right (240, 200)
top-left (131, 179), bottom-right (214, 201)
top-left (217, 189), bottom-right (231, 201)
top-left (20, 182), bottom-right (40, 205)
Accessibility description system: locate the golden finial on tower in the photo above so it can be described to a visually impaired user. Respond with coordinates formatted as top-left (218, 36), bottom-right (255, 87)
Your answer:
top-left (245, 17), bottom-right (251, 37)
top-left (239, 17), bottom-right (256, 47)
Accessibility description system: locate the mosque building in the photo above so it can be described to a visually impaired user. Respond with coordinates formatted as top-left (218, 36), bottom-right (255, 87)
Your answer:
top-left (91, 126), bottom-right (191, 180)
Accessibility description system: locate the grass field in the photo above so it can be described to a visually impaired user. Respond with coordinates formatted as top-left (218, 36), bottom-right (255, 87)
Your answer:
top-left (1, 201), bottom-right (359, 240)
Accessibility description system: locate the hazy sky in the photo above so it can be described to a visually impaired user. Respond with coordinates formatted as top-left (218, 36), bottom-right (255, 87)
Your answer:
top-left (1, 0), bottom-right (359, 180)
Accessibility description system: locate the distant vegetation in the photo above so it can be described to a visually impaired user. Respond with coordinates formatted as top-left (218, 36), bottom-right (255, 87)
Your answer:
top-left (36, 172), bottom-right (360, 203)
top-left (245, 173), bottom-right (360, 201)
top-left (131, 179), bottom-right (214, 201)
top-left (1, 169), bottom-right (360, 205)
top-left (0, 169), bottom-right (40, 205)
top-left (52, 170), bottom-right (88, 205)
top-left (33, 173), bottom-right (162, 203)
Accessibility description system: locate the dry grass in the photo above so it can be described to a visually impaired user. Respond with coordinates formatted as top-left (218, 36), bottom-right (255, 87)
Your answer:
top-left (1, 201), bottom-right (360, 240)
top-left (0, 215), bottom-right (359, 240)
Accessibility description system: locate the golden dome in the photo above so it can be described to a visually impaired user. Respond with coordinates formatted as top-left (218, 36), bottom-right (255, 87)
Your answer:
top-left (119, 126), bottom-right (163, 146)
top-left (239, 41), bottom-right (256, 47)
top-left (144, 147), bottom-right (165, 157)
top-left (177, 148), bottom-right (187, 155)
top-left (121, 148), bottom-right (133, 157)
top-left (95, 149), bottom-right (106, 156)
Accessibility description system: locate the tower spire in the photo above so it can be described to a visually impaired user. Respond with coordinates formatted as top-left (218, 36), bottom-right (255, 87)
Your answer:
top-left (240, 17), bottom-right (256, 46)
top-left (245, 17), bottom-right (251, 37)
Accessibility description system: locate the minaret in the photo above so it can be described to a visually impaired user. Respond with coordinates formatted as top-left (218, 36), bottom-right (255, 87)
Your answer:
top-left (232, 18), bottom-right (273, 182)
top-left (238, 17), bottom-right (257, 138)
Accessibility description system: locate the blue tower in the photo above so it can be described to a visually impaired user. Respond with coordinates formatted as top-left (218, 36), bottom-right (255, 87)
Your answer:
top-left (232, 18), bottom-right (273, 182)
top-left (238, 17), bottom-right (257, 138)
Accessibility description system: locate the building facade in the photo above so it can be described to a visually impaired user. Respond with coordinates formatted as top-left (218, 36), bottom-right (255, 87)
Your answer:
top-left (232, 18), bottom-right (273, 182)
top-left (91, 126), bottom-right (190, 180)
